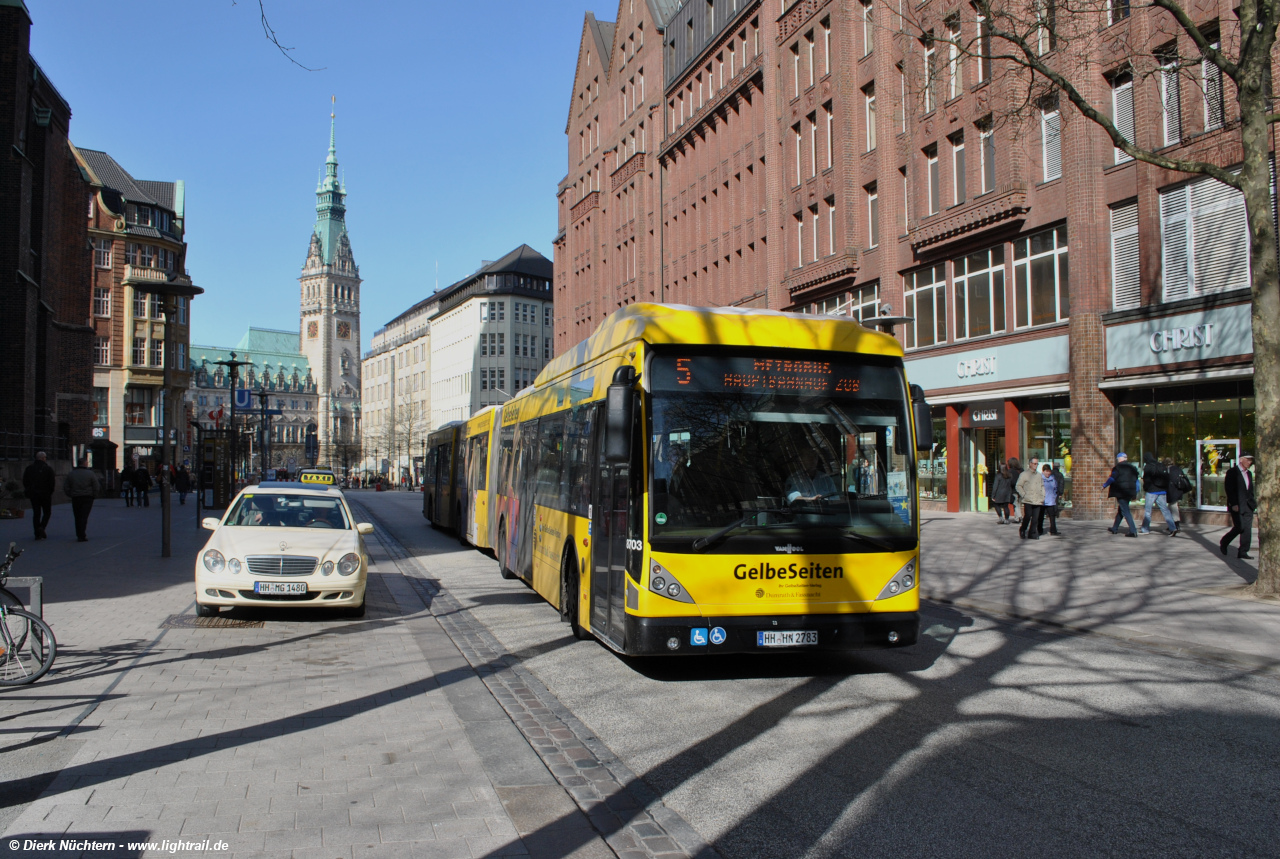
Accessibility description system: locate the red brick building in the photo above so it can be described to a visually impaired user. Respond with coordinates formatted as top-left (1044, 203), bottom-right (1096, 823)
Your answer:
top-left (558, 0), bottom-right (1262, 522)
top-left (0, 1), bottom-right (92, 485)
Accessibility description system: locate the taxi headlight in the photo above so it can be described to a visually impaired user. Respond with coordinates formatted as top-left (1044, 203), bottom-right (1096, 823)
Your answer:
top-left (227, 558), bottom-right (242, 575)
top-left (322, 561), bottom-right (335, 576)
top-left (337, 553), bottom-right (360, 576)
top-left (202, 549), bottom-right (225, 573)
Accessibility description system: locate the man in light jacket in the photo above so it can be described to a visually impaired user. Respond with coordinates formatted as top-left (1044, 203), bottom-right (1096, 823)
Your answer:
top-left (64, 456), bottom-right (102, 542)
top-left (1016, 457), bottom-right (1045, 540)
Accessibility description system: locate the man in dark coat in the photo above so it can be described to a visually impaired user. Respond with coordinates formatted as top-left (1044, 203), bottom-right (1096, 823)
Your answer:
top-left (173, 464), bottom-right (192, 505)
top-left (1163, 457), bottom-right (1190, 537)
top-left (22, 451), bottom-right (56, 539)
top-left (1106, 452), bottom-right (1140, 537)
top-left (64, 456), bottom-right (102, 542)
top-left (1220, 453), bottom-right (1257, 559)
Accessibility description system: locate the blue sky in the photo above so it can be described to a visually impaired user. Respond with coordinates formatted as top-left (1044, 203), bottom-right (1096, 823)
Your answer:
top-left (31, 0), bottom-right (589, 352)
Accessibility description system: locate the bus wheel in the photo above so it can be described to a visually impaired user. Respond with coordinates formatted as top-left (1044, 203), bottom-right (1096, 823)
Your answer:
top-left (457, 504), bottom-right (469, 546)
top-left (426, 499), bottom-right (438, 528)
top-left (561, 548), bottom-right (587, 640)
top-left (498, 521), bottom-right (516, 579)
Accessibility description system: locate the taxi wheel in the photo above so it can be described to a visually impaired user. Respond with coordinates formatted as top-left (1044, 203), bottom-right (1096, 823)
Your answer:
top-left (195, 603), bottom-right (218, 618)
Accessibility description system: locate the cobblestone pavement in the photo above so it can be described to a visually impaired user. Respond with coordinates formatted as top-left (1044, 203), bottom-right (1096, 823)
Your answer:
top-left (350, 500), bottom-right (714, 859)
top-left (0, 497), bottom-right (627, 858)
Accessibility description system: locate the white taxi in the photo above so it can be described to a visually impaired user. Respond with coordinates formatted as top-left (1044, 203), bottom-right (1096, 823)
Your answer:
top-left (195, 483), bottom-right (373, 617)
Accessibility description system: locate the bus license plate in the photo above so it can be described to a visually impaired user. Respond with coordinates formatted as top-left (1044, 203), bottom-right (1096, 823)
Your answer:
top-left (757, 630), bottom-right (818, 647)
top-left (254, 582), bottom-right (307, 595)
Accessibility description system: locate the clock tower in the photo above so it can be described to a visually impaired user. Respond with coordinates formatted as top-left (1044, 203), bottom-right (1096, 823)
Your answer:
top-left (299, 111), bottom-right (361, 469)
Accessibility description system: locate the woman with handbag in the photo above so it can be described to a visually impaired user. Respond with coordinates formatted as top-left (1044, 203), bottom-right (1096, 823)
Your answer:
top-left (1163, 457), bottom-right (1192, 537)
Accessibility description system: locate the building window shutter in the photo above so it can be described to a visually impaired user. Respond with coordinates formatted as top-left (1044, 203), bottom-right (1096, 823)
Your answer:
top-left (1160, 186), bottom-right (1191, 300)
top-left (1190, 175), bottom-right (1249, 294)
top-left (1113, 76), bottom-right (1134, 163)
top-left (1204, 55), bottom-right (1224, 131)
top-left (1042, 110), bottom-right (1061, 181)
top-left (1161, 65), bottom-right (1181, 145)
top-left (1110, 202), bottom-right (1140, 309)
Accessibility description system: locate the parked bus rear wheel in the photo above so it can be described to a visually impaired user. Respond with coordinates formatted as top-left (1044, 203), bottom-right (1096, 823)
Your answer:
top-left (561, 548), bottom-right (587, 640)
top-left (498, 521), bottom-right (517, 579)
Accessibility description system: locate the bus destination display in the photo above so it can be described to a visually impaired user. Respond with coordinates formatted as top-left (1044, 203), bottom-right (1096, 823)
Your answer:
top-left (651, 353), bottom-right (900, 398)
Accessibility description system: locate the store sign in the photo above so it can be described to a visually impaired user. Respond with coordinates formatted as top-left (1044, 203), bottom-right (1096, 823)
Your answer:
top-left (964, 400), bottom-right (1005, 428)
top-left (1107, 303), bottom-right (1252, 371)
top-left (956, 355), bottom-right (998, 379)
top-left (1149, 323), bottom-right (1213, 353)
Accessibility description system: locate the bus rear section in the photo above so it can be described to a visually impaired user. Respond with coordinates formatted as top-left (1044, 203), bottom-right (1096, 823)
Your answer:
top-left (423, 422), bottom-right (463, 530)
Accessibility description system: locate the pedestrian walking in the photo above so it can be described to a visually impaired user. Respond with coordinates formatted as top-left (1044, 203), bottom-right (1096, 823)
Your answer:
top-left (1139, 452), bottom-right (1175, 535)
top-left (119, 463), bottom-right (135, 507)
top-left (1039, 463), bottom-right (1062, 536)
top-left (64, 455), bottom-right (101, 542)
top-left (1105, 452), bottom-right (1140, 537)
top-left (1163, 457), bottom-right (1191, 537)
top-left (174, 464), bottom-right (192, 505)
top-left (133, 464), bottom-right (152, 507)
top-left (1219, 453), bottom-right (1257, 559)
top-left (1006, 457), bottom-right (1022, 523)
top-left (21, 451), bottom-right (56, 540)
top-left (990, 463), bottom-right (1015, 524)
top-left (1016, 457), bottom-right (1045, 539)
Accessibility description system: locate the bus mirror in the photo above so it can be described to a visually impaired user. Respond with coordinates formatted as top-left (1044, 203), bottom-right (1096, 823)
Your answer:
top-left (910, 384), bottom-right (934, 451)
top-left (605, 366), bottom-right (637, 463)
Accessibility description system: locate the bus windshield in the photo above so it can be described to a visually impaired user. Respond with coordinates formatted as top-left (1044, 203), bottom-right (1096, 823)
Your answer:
top-left (648, 349), bottom-right (916, 553)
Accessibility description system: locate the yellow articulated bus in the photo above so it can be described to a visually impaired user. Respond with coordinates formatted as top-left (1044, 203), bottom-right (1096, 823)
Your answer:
top-left (475, 303), bottom-right (935, 655)
top-left (423, 407), bottom-right (498, 550)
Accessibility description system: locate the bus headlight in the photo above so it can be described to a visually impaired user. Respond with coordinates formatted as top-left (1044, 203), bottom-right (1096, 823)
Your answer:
top-left (649, 561), bottom-right (694, 604)
top-left (337, 553), bottom-right (361, 576)
top-left (667, 582), bottom-right (682, 598)
top-left (202, 550), bottom-right (225, 573)
top-left (876, 559), bottom-right (918, 601)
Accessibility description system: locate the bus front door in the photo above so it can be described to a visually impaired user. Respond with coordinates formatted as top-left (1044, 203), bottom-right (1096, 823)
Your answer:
top-left (591, 400), bottom-right (639, 647)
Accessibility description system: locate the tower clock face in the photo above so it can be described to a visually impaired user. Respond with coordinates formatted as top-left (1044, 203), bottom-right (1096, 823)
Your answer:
top-left (336, 321), bottom-right (351, 339)
top-left (307, 321), bottom-right (318, 339)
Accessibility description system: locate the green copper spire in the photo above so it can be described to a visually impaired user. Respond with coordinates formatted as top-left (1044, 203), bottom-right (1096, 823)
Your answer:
top-left (311, 101), bottom-right (348, 266)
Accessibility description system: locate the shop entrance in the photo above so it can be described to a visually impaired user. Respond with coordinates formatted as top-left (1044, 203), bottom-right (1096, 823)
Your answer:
top-left (958, 428), bottom-right (1005, 512)
top-left (1196, 439), bottom-right (1239, 511)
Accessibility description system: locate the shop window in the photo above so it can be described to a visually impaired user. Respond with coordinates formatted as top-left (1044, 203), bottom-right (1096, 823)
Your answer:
top-left (954, 245), bottom-right (1005, 339)
top-left (125, 388), bottom-right (152, 426)
top-left (904, 264), bottom-right (947, 349)
top-left (1014, 225), bottom-right (1069, 327)
top-left (1021, 398), bottom-right (1072, 506)
top-left (92, 388), bottom-right (109, 426)
top-left (918, 407), bottom-right (948, 500)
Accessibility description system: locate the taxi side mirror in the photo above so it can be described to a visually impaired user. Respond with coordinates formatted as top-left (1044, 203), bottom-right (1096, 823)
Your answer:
top-left (201, 517), bottom-right (221, 531)
top-left (356, 522), bottom-right (374, 535)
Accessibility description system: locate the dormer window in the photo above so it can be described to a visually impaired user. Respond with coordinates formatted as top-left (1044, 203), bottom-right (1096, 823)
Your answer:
top-left (155, 210), bottom-right (171, 233)
top-left (130, 205), bottom-right (152, 227)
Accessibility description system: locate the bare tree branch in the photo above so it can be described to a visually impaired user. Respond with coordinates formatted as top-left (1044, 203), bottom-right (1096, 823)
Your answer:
top-left (1147, 0), bottom-right (1239, 81)
top-left (234, 0), bottom-right (325, 72)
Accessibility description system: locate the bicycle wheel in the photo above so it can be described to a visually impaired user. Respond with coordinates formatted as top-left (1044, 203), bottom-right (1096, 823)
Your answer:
top-left (0, 608), bottom-right (55, 686)
top-left (0, 587), bottom-right (28, 651)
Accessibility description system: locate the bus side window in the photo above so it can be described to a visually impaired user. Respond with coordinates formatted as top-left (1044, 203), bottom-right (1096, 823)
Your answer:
top-left (566, 404), bottom-right (594, 517)
top-left (498, 427), bottom-right (515, 496)
top-left (536, 418), bottom-right (566, 511)
top-left (476, 433), bottom-right (489, 491)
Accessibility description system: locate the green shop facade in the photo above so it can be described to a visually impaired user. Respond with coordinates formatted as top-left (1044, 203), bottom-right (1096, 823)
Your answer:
top-left (905, 289), bottom-right (1255, 523)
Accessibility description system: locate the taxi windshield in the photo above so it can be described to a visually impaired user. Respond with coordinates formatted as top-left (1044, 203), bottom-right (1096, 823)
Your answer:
top-left (226, 494), bottom-right (350, 529)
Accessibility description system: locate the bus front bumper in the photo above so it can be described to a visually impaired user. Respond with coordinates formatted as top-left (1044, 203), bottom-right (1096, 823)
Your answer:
top-left (624, 612), bottom-right (918, 655)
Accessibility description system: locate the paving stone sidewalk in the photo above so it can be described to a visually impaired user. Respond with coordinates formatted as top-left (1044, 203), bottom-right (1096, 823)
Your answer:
top-left (920, 511), bottom-right (1279, 669)
top-left (0, 503), bottom-right (570, 859)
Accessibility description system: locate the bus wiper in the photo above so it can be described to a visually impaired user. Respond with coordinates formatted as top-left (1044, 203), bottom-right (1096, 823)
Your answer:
top-left (691, 509), bottom-right (791, 551)
top-left (839, 528), bottom-right (894, 551)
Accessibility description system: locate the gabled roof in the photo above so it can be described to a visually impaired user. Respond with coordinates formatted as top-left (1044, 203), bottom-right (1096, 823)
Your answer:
top-left (645, 0), bottom-right (680, 26)
top-left (565, 12), bottom-right (616, 134)
top-left (589, 16), bottom-right (615, 68)
top-left (237, 328), bottom-right (301, 355)
top-left (191, 328), bottom-right (311, 378)
top-left (73, 147), bottom-right (177, 211)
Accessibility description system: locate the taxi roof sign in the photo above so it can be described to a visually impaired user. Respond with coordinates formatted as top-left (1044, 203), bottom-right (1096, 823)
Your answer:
top-left (298, 470), bottom-right (336, 485)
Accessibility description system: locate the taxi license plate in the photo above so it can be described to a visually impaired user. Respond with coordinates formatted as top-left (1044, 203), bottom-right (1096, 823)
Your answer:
top-left (254, 582), bottom-right (307, 595)
top-left (757, 630), bottom-right (818, 647)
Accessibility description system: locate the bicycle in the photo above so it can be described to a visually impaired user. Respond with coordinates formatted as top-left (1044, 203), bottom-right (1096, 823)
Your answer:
top-left (0, 542), bottom-right (56, 686)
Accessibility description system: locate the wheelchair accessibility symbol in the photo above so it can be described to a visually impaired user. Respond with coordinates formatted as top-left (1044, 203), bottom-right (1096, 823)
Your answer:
top-left (709, 627), bottom-right (727, 645)
top-left (690, 628), bottom-right (708, 646)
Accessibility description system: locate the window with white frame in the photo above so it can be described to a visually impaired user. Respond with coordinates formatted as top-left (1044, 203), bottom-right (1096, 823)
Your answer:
top-left (900, 166), bottom-right (909, 230)
top-left (806, 32), bottom-right (815, 87)
top-left (954, 245), bottom-right (1006, 339)
top-left (1110, 201), bottom-right (1141, 309)
top-left (94, 337), bottom-right (110, 366)
top-left (150, 293), bottom-right (164, 319)
top-left (177, 342), bottom-right (186, 371)
top-left (177, 297), bottom-right (188, 325)
top-left (979, 117), bottom-right (996, 192)
top-left (808, 113), bottom-right (818, 176)
top-left (1160, 174), bottom-right (1249, 299)
top-left (923, 34), bottom-right (937, 113)
top-left (828, 197), bottom-right (837, 254)
top-left (792, 44), bottom-right (801, 98)
top-left (1204, 44), bottom-right (1224, 131)
top-left (975, 5), bottom-right (992, 81)
top-left (926, 145), bottom-right (940, 214)
top-left (795, 212), bottom-right (805, 267)
top-left (1041, 99), bottom-right (1062, 181)
top-left (93, 287), bottom-right (111, 317)
top-left (1112, 72), bottom-right (1134, 163)
top-left (866, 184), bottom-right (879, 248)
top-left (793, 124), bottom-right (802, 185)
top-left (824, 103), bottom-right (834, 168)
top-left (951, 133), bottom-right (966, 203)
top-left (133, 337), bottom-right (146, 366)
top-left (496, 332), bottom-right (505, 355)
top-left (822, 17), bottom-right (831, 73)
top-left (93, 237), bottom-right (111, 268)
top-left (947, 16), bottom-right (962, 100)
top-left (1158, 50), bottom-right (1181, 145)
top-left (861, 1), bottom-right (873, 56)
top-left (1014, 225), bottom-right (1070, 327)
top-left (904, 264), bottom-right (947, 348)
top-left (848, 281), bottom-right (880, 322)
top-left (864, 84), bottom-right (876, 151)
top-left (133, 290), bottom-right (148, 319)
